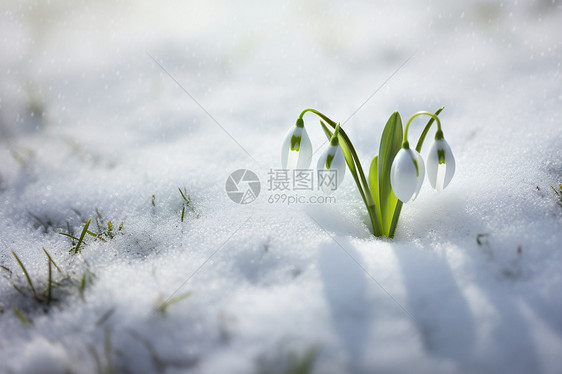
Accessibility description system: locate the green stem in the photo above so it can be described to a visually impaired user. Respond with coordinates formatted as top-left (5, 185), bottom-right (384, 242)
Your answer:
top-left (299, 108), bottom-right (338, 127)
top-left (403, 110), bottom-right (443, 146)
top-left (415, 107), bottom-right (444, 153)
top-left (299, 108), bottom-right (382, 236)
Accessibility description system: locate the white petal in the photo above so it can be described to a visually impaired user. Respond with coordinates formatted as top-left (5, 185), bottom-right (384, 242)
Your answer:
top-left (317, 144), bottom-right (346, 194)
top-left (410, 150), bottom-right (425, 201)
top-left (296, 127), bottom-right (313, 169)
top-left (332, 146), bottom-right (346, 187)
top-left (281, 125), bottom-right (312, 170)
top-left (427, 139), bottom-right (455, 191)
top-left (390, 148), bottom-right (419, 202)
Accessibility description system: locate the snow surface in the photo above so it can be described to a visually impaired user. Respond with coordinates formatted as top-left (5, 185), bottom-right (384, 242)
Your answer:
top-left (1, 0), bottom-right (561, 373)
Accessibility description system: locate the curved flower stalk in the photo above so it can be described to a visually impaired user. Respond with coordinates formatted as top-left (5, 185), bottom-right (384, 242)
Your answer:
top-left (281, 118), bottom-right (313, 170)
top-left (317, 125), bottom-right (346, 194)
top-left (284, 106), bottom-right (454, 238)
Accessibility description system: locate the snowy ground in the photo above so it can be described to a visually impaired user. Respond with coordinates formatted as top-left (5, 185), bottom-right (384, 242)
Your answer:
top-left (1, 0), bottom-right (562, 373)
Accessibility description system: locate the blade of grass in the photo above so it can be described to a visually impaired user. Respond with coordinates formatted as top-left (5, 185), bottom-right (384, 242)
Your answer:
top-left (12, 284), bottom-right (27, 296)
top-left (12, 250), bottom-right (36, 296)
top-left (1, 265), bottom-right (12, 276)
top-left (60, 232), bottom-right (80, 241)
top-left (96, 307), bottom-right (116, 326)
top-left (42, 248), bottom-right (63, 273)
top-left (46, 260), bottom-right (52, 303)
top-left (178, 187), bottom-right (188, 202)
top-left (74, 218), bottom-right (91, 254)
top-left (79, 273), bottom-right (87, 300)
top-left (14, 307), bottom-right (32, 325)
top-left (86, 230), bottom-right (107, 242)
top-left (156, 292), bottom-right (192, 314)
top-left (96, 217), bottom-right (103, 236)
top-left (89, 345), bottom-right (103, 374)
top-left (105, 327), bottom-right (114, 374)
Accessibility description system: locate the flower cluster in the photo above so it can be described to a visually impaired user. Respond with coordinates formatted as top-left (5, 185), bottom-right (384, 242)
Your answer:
top-left (282, 107), bottom-right (455, 238)
top-left (390, 130), bottom-right (455, 203)
top-left (281, 120), bottom-right (346, 194)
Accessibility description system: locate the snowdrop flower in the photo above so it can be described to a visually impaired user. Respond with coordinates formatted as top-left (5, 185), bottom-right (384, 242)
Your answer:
top-left (390, 146), bottom-right (425, 202)
top-left (317, 132), bottom-right (346, 194)
top-left (426, 132), bottom-right (455, 191)
top-left (281, 118), bottom-right (312, 170)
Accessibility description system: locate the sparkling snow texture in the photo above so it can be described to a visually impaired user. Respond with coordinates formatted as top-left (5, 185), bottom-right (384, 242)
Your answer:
top-left (1, 1), bottom-right (561, 373)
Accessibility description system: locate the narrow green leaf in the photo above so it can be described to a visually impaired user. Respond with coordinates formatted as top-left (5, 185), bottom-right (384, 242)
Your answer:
top-left (47, 260), bottom-right (52, 303)
top-left (322, 120), bottom-right (360, 199)
top-left (0, 265), bottom-right (12, 276)
top-left (104, 327), bottom-right (113, 373)
top-left (337, 134), bottom-right (365, 201)
top-left (322, 120), bottom-right (382, 236)
top-left (96, 217), bottom-right (103, 236)
top-left (387, 200), bottom-right (403, 239)
top-left (60, 232), bottom-right (80, 241)
top-left (156, 292), bottom-right (192, 314)
top-left (322, 121), bottom-right (361, 183)
top-left (14, 307), bottom-right (32, 325)
top-left (178, 187), bottom-right (188, 202)
top-left (74, 218), bottom-right (91, 254)
top-left (86, 230), bottom-right (106, 241)
top-left (368, 155), bottom-right (382, 227)
top-left (378, 112), bottom-right (403, 236)
top-left (43, 248), bottom-right (63, 273)
top-left (12, 250), bottom-right (36, 296)
top-left (319, 120), bottom-right (333, 140)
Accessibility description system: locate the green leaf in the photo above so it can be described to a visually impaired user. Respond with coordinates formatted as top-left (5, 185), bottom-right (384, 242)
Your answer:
top-left (387, 200), bottom-right (403, 239)
top-left (319, 120), bottom-right (334, 140)
top-left (86, 230), bottom-right (107, 241)
top-left (59, 232), bottom-right (80, 241)
top-left (337, 132), bottom-right (367, 206)
top-left (321, 120), bottom-right (382, 236)
top-left (46, 260), bottom-right (52, 303)
top-left (320, 121), bottom-right (366, 207)
top-left (74, 218), bottom-right (91, 254)
top-left (14, 307), bottom-right (32, 326)
top-left (378, 112), bottom-right (403, 237)
top-left (156, 292), bottom-right (192, 314)
top-left (178, 187), bottom-right (188, 202)
top-left (12, 250), bottom-right (36, 296)
top-left (368, 155), bottom-right (382, 227)
top-left (43, 248), bottom-right (63, 273)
